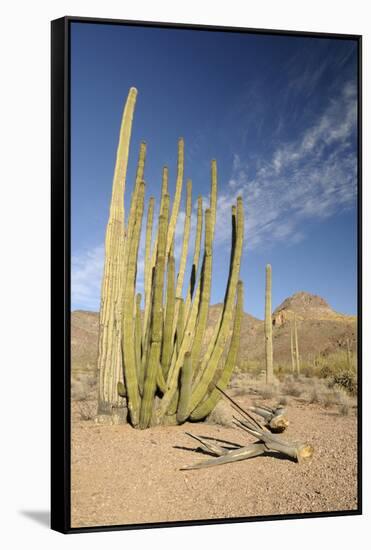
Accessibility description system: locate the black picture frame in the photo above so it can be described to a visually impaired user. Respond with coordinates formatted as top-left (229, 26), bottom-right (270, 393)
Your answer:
top-left (51, 15), bottom-right (362, 534)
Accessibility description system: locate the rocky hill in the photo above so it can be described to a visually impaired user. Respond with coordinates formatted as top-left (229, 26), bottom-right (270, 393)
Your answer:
top-left (71, 292), bottom-right (357, 373)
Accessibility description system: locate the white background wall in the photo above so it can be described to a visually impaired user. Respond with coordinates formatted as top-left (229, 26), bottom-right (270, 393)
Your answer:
top-left (0, 1), bottom-right (369, 548)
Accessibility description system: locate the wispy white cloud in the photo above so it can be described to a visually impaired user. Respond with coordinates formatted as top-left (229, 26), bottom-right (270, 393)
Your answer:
top-left (217, 81), bottom-right (357, 250)
top-left (71, 244), bottom-right (104, 310)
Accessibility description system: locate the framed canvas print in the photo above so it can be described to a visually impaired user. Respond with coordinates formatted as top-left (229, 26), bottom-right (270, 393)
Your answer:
top-left (51, 16), bottom-right (362, 533)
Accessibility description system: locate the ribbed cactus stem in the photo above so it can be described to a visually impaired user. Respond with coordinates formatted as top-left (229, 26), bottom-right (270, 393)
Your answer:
top-left (142, 197), bottom-right (154, 349)
top-left (140, 207), bottom-right (168, 428)
top-left (294, 314), bottom-right (300, 375)
top-left (189, 197), bottom-right (244, 413)
top-left (265, 264), bottom-right (274, 384)
top-left (190, 208), bottom-right (213, 370)
top-left (346, 338), bottom-right (351, 370)
top-left (151, 167), bottom-right (169, 267)
top-left (166, 138), bottom-right (184, 257)
top-left (139, 342), bottom-right (161, 429)
top-left (184, 196), bottom-right (203, 322)
top-left (135, 293), bottom-right (143, 395)
top-left (97, 87), bottom-right (137, 418)
top-left (176, 352), bottom-right (192, 424)
top-left (176, 298), bottom-right (184, 355)
top-left (190, 280), bottom-right (243, 420)
top-left (160, 166), bottom-right (169, 214)
top-left (121, 181), bottom-right (145, 426)
top-left (290, 323), bottom-right (296, 373)
top-left (175, 179), bottom-right (192, 299)
top-left (162, 244), bottom-right (176, 376)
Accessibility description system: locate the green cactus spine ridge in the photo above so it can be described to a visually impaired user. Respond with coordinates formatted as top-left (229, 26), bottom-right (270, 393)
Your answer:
top-left (162, 243), bottom-right (176, 377)
top-left (184, 196), bottom-right (203, 322)
top-left (190, 208), bottom-right (213, 370)
top-left (97, 88), bottom-right (246, 427)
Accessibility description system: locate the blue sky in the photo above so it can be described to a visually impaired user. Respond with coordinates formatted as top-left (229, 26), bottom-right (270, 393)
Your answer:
top-left (71, 22), bottom-right (358, 319)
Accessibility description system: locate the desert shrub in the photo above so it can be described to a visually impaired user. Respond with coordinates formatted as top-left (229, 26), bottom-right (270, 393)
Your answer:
top-left (300, 364), bottom-right (315, 378)
top-left (333, 371), bottom-right (357, 396)
top-left (257, 383), bottom-right (279, 400)
top-left (281, 375), bottom-right (302, 398)
top-left (318, 364), bottom-right (334, 379)
top-left (309, 384), bottom-right (320, 404)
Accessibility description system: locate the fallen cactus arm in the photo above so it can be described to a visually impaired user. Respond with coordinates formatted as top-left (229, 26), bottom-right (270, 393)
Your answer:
top-left (181, 442), bottom-right (266, 470)
top-left (233, 416), bottom-right (313, 462)
top-left (248, 404), bottom-right (289, 433)
top-left (180, 389), bottom-right (313, 469)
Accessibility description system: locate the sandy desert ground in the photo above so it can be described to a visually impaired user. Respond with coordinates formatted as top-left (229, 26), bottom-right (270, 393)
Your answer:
top-left (71, 393), bottom-right (358, 528)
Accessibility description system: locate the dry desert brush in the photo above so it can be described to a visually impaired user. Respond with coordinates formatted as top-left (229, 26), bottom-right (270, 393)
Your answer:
top-left (96, 87), bottom-right (245, 428)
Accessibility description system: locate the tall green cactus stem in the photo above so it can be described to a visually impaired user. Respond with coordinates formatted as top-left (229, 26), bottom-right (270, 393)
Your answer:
top-left (97, 87), bottom-right (137, 419)
top-left (111, 143), bottom-right (147, 402)
top-left (294, 314), bottom-right (300, 375)
top-left (188, 197), bottom-right (244, 413)
top-left (161, 243), bottom-right (176, 376)
top-left (166, 138), bottom-right (184, 257)
top-left (142, 196), bottom-right (154, 349)
top-left (176, 298), bottom-right (184, 354)
top-left (190, 280), bottom-right (243, 420)
top-left (175, 179), bottom-right (192, 299)
top-left (139, 207), bottom-right (168, 428)
top-left (346, 338), bottom-right (351, 370)
top-left (190, 208), bottom-right (213, 369)
top-left (139, 342), bottom-right (161, 429)
top-left (121, 181), bottom-right (145, 426)
top-left (176, 352), bottom-right (192, 423)
top-left (290, 323), bottom-right (296, 374)
top-left (150, 167), bottom-right (169, 268)
top-left (184, 196), bottom-right (203, 323)
top-left (135, 293), bottom-right (143, 395)
top-left (265, 264), bottom-right (274, 384)
top-left (160, 166), bottom-right (169, 214)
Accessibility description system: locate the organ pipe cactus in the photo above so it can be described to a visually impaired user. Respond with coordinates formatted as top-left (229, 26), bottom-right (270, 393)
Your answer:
top-left (96, 87), bottom-right (245, 428)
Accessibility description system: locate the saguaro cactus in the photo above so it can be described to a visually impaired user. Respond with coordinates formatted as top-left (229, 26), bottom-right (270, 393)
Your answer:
top-left (290, 324), bottom-right (296, 374)
top-left (96, 87), bottom-right (244, 428)
top-left (265, 264), bottom-right (274, 383)
top-left (294, 314), bottom-right (300, 375)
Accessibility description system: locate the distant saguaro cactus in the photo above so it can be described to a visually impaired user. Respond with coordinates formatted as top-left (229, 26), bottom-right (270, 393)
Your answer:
top-left (96, 87), bottom-right (244, 428)
top-left (265, 264), bottom-right (274, 383)
top-left (290, 323), bottom-right (296, 374)
top-left (294, 314), bottom-right (300, 376)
